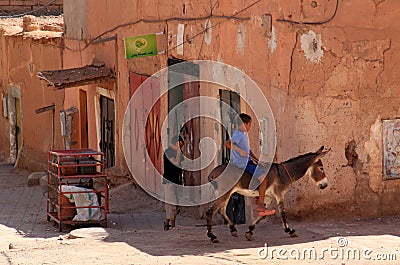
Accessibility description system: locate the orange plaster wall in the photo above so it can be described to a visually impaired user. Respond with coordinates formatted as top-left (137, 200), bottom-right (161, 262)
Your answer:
top-left (0, 32), bottom-right (10, 160)
top-left (68, 0), bottom-right (304, 178)
top-left (0, 34), bottom-right (64, 169)
top-left (60, 0), bottom-right (400, 217)
top-left (62, 38), bottom-right (117, 155)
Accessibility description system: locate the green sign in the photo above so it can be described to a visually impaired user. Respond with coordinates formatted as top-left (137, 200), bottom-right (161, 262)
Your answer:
top-left (124, 34), bottom-right (158, 59)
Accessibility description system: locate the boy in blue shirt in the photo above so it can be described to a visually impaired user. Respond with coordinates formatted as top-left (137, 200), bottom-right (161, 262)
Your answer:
top-left (225, 113), bottom-right (275, 216)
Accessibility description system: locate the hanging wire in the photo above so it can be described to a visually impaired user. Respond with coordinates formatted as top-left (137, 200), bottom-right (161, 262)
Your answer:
top-left (63, 0), bottom-right (263, 52)
top-left (167, 0), bottom-right (263, 53)
top-left (0, 0), bottom-right (59, 18)
top-left (276, 0), bottom-right (339, 25)
top-left (4, 0), bottom-right (263, 54)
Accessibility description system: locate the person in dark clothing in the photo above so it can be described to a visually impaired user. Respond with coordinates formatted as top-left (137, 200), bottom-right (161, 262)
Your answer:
top-left (163, 135), bottom-right (184, 230)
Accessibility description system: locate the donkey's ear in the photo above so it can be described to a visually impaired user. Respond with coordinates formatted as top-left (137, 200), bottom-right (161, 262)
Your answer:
top-left (316, 146), bottom-right (324, 154)
top-left (316, 146), bottom-right (331, 158)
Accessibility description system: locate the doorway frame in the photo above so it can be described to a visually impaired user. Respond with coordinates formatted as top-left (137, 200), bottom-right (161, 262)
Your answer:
top-left (95, 86), bottom-right (115, 167)
top-left (7, 85), bottom-right (22, 164)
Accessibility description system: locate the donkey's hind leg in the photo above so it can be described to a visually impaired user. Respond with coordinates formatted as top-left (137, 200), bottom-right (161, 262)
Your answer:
top-left (206, 204), bottom-right (221, 243)
top-left (218, 199), bottom-right (238, 237)
top-left (206, 193), bottom-right (231, 243)
top-left (275, 194), bottom-right (297, 237)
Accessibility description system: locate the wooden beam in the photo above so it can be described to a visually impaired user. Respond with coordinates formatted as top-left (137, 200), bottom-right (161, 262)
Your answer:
top-left (53, 76), bottom-right (116, 90)
top-left (35, 103), bottom-right (55, 114)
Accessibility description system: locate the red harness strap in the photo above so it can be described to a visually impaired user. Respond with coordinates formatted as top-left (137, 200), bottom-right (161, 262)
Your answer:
top-left (281, 163), bottom-right (295, 185)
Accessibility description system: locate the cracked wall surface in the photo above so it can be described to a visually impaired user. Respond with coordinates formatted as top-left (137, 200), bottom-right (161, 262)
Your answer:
top-left (287, 0), bottom-right (400, 216)
top-left (0, 30), bottom-right (64, 170)
top-left (59, 0), bottom-right (400, 217)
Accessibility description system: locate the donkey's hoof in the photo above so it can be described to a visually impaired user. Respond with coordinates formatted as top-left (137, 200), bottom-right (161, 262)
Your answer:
top-left (289, 232), bottom-right (298, 238)
top-left (212, 238), bottom-right (220, 243)
top-left (231, 231), bottom-right (238, 237)
top-left (245, 232), bottom-right (253, 241)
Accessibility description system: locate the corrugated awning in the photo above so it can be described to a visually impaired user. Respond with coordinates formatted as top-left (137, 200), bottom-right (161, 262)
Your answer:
top-left (37, 64), bottom-right (116, 89)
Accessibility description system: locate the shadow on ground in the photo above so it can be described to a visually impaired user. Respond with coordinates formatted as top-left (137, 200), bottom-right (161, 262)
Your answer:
top-left (0, 161), bottom-right (399, 259)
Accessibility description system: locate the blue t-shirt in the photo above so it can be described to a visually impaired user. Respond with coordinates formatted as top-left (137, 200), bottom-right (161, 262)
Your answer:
top-left (230, 129), bottom-right (250, 169)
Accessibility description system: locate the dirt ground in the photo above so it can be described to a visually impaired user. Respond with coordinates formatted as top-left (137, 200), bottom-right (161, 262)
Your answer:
top-left (0, 170), bottom-right (399, 265)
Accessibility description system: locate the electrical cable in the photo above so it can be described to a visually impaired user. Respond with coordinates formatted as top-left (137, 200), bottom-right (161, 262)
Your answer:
top-left (167, 0), bottom-right (263, 53)
top-left (64, 14), bottom-right (251, 52)
top-left (10, 0), bottom-right (263, 54)
top-left (210, 0), bottom-right (219, 15)
top-left (276, 0), bottom-right (338, 25)
top-left (0, 0), bottom-right (59, 18)
top-left (14, 1), bottom-right (262, 53)
top-left (63, 0), bottom-right (263, 52)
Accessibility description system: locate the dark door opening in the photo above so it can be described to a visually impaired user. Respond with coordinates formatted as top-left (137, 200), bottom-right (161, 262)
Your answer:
top-left (15, 97), bottom-right (22, 154)
top-left (220, 90), bottom-right (240, 163)
top-left (79, 90), bottom-right (88, 148)
top-left (220, 89), bottom-right (245, 225)
top-left (100, 96), bottom-right (115, 168)
top-left (9, 96), bottom-right (22, 164)
top-left (168, 59), bottom-right (201, 187)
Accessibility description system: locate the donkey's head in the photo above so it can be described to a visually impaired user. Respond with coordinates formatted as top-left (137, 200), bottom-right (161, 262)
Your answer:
top-left (309, 146), bottom-right (330, 189)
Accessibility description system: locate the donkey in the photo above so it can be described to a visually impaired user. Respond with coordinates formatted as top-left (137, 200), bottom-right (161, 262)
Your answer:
top-left (206, 146), bottom-right (330, 243)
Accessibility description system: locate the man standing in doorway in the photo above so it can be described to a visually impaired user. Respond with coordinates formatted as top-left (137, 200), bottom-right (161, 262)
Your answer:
top-left (163, 135), bottom-right (184, 230)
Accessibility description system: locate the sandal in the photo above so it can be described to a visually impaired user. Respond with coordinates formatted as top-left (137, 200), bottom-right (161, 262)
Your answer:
top-left (255, 206), bottom-right (275, 217)
top-left (258, 209), bottom-right (275, 216)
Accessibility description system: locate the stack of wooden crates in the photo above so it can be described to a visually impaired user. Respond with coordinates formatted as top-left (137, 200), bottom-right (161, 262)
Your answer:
top-left (47, 149), bottom-right (108, 231)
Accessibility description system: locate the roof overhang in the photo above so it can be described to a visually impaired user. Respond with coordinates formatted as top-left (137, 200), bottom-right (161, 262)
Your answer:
top-left (37, 64), bottom-right (116, 89)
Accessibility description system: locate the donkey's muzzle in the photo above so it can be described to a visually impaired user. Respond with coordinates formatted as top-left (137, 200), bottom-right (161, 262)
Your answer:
top-left (318, 182), bottom-right (328, 189)
top-left (317, 178), bottom-right (328, 189)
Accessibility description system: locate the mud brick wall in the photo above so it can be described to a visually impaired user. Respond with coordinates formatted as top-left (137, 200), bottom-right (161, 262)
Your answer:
top-left (0, 0), bottom-right (63, 15)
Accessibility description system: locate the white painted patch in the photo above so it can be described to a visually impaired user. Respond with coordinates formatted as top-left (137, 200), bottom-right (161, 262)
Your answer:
top-left (177, 24), bottom-right (185, 55)
top-left (2, 96), bottom-right (7, 118)
top-left (300, 30), bottom-right (323, 63)
top-left (204, 19), bottom-right (212, 45)
top-left (267, 25), bottom-right (277, 53)
top-left (237, 23), bottom-right (246, 56)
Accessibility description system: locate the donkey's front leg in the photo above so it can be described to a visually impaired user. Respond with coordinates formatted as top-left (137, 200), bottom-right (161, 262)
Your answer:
top-left (206, 193), bottom-right (232, 243)
top-left (245, 215), bottom-right (264, 241)
top-left (276, 196), bottom-right (298, 237)
top-left (206, 203), bottom-right (221, 243)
